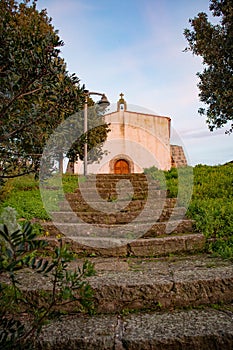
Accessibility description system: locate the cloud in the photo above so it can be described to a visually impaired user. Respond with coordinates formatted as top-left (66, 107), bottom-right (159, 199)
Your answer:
top-left (180, 126), bottom-right (230, 140)
top-left (37, 0), bottom-right (232, 166)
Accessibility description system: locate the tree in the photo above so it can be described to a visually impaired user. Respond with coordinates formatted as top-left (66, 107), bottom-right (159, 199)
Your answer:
top-left (0, 0), bottom-right (110, 182)
top-left (67, 96), bottom-right (111, 165)
top-left (184, 0), bottom-right (233, 133)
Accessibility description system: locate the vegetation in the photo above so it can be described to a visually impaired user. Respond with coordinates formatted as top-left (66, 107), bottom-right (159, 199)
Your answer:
top-left (0, 1), bottom-right (108, 343)
top-left (0, 0), bottom-right (110, 184)
top-left (145, 163), bottom-right (233, 260)
top-left (1, 165), bottom-right (232, 261)
top-left (144, 165), bottom-right (193, 202)
top-left (0, 210), bottom-right (95, 349)
top-left (0, 175), bottom-right (95, 348)
top-left (187, 163), bottom-right (233, 260)
top-left (0, 162), bottom-right (232, 347)
top-left (184, 0), bottom-right (233, 133)
top-left (0, 174), bottom-right (80, 221)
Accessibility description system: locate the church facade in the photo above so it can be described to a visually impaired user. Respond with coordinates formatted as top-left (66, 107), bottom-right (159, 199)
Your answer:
top-left (71, 94), bottom-right (187, 175)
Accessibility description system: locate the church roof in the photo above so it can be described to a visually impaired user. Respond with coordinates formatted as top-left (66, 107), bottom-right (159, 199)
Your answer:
top-left (105, 93), bottom-right (170, 121)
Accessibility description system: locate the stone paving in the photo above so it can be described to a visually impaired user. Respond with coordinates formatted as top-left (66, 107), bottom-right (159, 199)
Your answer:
top-left (34, 174), bottom-right (233, 348)
top-left (10, 253), bottom-right (232, 349)
top-left (14, 254), bottom-right (233, 315)
top-left (37, 307), bottom-right (233, 350)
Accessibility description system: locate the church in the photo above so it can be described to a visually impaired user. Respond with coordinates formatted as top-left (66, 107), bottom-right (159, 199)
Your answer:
top-left (70, 94), bottom-right (187, 175)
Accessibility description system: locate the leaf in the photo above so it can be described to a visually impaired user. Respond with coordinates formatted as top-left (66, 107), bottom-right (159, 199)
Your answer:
top-left (184, 0), bottom-right (233, 132)
top-left (43, 262), bottom-right (56, 274)
top-left (11, 229), bottom-right (23, 246)
top-left (0, 225), bottom-right (10, 242)
top-left (38, 260), bottom-right (48, 273)
top-left (36, 259), bottom-right (43, 270)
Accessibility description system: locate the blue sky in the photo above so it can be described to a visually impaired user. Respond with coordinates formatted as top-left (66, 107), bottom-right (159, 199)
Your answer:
top-left (38, 0), bottom-right (232, 165)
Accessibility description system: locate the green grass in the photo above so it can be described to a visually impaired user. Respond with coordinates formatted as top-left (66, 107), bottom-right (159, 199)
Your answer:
top-left (1, 189), bottom-right (50, 220)
top-left (187, 198), bottom-right (233, 238)
top-left (0, 174), bottom-right (80, 221)
top-left (1, 164), bottom-right (232, 260)
top-left (62, 174), bottom-right (80, 193)
top-left (145, 163), bottom-right (233, 261)
top-left (144, 165), bottom-right (194, 203)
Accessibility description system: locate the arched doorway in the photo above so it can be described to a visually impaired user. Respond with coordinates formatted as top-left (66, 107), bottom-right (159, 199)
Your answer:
top-left (114, 159), bottom-right (130, 174)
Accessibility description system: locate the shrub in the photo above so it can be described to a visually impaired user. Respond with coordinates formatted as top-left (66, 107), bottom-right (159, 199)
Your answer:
top-left (144, 164), bottom-right (233, 260)
top-left (0, 211), bottom-right (95, 349)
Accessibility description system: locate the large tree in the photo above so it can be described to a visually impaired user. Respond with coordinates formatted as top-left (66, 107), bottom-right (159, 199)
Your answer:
top-left (184, 0), bottom-right (233, 133)
top-left (0, 0), bottom-right (109, 182)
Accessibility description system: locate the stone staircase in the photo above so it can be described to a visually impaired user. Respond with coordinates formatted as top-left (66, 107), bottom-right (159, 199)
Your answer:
top-left (37, 174), bottom-right (233, 349)
top-left (43, 173), bottom-right (204, 256)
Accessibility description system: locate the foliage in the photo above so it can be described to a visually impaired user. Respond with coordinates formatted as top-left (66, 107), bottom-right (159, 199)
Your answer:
top-left (66, 97), bottom-right (111, 164)
top-left (188, 163), bottom-right (233, 260)
top-left (0, 176), bottom-right (49, 220)
top-left (184, 0), bottom-right (233, 133)
top-left (209, 236), bottom-right (233, 260)
top-left (2, 189), bottom-right (50, 220)
top-left (0, 218), bottom-right (95, 349)
top-left (62, 174), bottom-right (80, 193)
top-left (1, 163), bottom-right (233, 266)
top-left (0, 206), bottom-right (21, 234)
top-left (187, 198), bottom-right (233, 238)
top-left (192, 163), bottom-right (233, 199)
top-left (186, 164), bottom-right (233, 246)
top-left (0, 0), bottom-right (109, 183)
top-left (0, 174), bottom-right (81, 220)
top-left (0, 0), bottom-right (83, 181)
top-left (144, 166), bottom-right (193, 201)
top-left (144, 166), bottom-right (167, 190)
top-left (144, 163), bottom-right (233, 260)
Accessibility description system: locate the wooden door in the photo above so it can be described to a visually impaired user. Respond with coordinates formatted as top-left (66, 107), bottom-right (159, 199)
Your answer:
top-left (114, 159), bottom-right (129, 174)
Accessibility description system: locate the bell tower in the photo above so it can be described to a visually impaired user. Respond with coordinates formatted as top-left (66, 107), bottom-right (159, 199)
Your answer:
top-left (117, 93), bottom-right (127, 111)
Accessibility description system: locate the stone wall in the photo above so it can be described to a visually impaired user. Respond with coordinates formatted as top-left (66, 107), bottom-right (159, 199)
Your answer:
top-left (99, 110), bottom-right (171, 172)
top-left (170, 145), bottom-right (187, 167)
top-left (74, 110), bottom-right (172, 174)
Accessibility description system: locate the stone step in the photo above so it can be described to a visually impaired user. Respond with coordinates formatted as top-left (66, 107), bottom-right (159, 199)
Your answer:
top-left (24, 173), bottom-right (233, 349)
top-left (43, 218), bottom-right (194, 240)
top-left (73, 174), bottom-right (160, 187)
top-left (89, 255), bottom-right (233, 314)
top-left (37, 306), bottom-right (233, 350)
top-left (75, 179), bottom-right (161, 189)
top-left (82, 173), bottom-right (154, 181)
top-left (41, 233), bottom-right (204, 257)
top-left (65, 189), bottom-right (166, 202)
top-left (59, 197), bottom-right (177, 212)
top-left (17, 254), bottom-right (233, 315)
top-left (50, 207), bottom-right (187, 224)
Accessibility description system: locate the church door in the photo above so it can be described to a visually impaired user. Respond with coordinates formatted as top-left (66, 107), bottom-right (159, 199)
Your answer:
top-left (114, 159), bottom-right (130, 174)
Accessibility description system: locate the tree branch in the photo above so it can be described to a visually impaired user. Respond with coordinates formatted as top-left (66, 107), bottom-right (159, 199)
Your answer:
top-left (20, 87), bottom-right (42, 97)
top-left (0, 169), bottom-right (35, 179)
top-left (0, 107), bottom-right (53, 142)
top-left (0, 74), bottom-right (44, 120)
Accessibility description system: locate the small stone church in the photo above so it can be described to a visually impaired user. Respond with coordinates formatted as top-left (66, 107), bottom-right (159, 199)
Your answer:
top-left (70, 94), bottom-right (187, 175)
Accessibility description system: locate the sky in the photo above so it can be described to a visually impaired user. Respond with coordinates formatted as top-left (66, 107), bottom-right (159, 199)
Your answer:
top-left (38, 0), bottom-right (232, 166)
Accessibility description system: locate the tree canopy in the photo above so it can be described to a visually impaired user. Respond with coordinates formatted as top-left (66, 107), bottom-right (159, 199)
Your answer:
top-left (184, 0), bottom-right (233, 133)
top-left (0, 0), bottom-right (109, 182)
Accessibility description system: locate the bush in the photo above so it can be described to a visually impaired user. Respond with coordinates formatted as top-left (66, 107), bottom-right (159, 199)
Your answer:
top-left (187, 198), bottom-right (233, 238)
top-left (144, 164), bottom-right (233, 260)
top-left (0, 174), bottom-right (80, 221)
top-left (0, 212), bottom-right (95, 349)
top-left (209, 236), bottom-right (233, 261)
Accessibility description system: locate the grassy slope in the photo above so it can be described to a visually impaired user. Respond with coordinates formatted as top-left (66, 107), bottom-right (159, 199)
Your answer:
top-left (0, 174), bottom-right (79, 220)
top-left (0, 164), bottom-right (232, 259)
top-left (146, 163), bottom-right (233, 260)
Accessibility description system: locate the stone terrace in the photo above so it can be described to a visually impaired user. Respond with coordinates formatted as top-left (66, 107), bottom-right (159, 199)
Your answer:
top-left (35, 174), bottom-right (233, 348)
